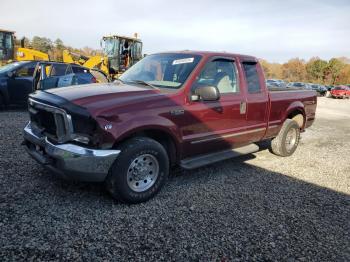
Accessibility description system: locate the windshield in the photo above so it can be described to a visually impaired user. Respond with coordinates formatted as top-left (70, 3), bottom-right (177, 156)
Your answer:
top-left (119, 53), bottom-right (202, 89)
top-left (0, 61), bottom-right (25, 74)
top-left (103, 38), bottom-right (119, 57)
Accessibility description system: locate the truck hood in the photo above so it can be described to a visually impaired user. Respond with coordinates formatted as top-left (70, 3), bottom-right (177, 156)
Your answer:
top-left (45, 82), bottom-right (169, 108)
top-left (47, 82), bottom-right (153, 100)
top-left (34, 82), bottom-right (176, 119)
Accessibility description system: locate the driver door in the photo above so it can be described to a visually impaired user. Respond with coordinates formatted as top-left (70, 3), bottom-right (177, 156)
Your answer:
top-left (181, 58), bottom-right (248, 157)
top-left (8, 61), bottom-right (37, 104)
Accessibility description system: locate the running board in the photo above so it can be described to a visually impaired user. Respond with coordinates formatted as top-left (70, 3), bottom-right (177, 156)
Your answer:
top-left (180, 144), bottom-right (259, 170)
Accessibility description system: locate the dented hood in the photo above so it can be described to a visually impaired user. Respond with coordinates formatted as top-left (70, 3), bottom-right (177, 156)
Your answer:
top-left (29, 82), bottom-right (170, 118)
top-left (45, 82), bottom-right (162, 104)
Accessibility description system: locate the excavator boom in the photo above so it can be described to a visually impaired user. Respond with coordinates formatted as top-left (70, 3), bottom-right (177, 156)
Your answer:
top-left (63, 50), bottom-right (109, 76)
top-left (16, 47), bottom-right (49, 61)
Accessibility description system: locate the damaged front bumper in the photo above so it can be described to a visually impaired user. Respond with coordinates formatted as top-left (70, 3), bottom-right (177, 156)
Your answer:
top-left (23, 122), bottom-right (120, 182)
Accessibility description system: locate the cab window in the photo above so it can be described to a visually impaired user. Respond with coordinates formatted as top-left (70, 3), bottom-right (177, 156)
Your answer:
top-left (195, 59), bottom-right (239, 94)
top-left (242, 62), bottom-right (261, 93)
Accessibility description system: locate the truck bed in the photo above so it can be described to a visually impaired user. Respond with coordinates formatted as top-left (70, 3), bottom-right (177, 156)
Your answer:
top-left (266, 89), bottom-right (317, 138)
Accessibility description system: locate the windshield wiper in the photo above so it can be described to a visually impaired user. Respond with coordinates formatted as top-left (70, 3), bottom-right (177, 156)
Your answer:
top-left (129, 80), bottom-right (160, 90)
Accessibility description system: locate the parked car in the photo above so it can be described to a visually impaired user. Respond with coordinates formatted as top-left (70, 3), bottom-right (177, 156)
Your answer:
top-left (310, 84), bottom-right (327, 96)
top-left (319, 85), bottom-right (327, 96)
top-left (32, 61), bottom-right (101, 90)
top-left (0, 61), bottom-right (108, 107)
top-left (287, 82), bottom-right (308, 89)
top-left (0, 61), bottom-right (37, 106)
top-left (23, 51), bottom-right (317, 203)
top-left (266, 79), bottom-right (287, 89)
top-left (330, 85), bottom-right (350, 98)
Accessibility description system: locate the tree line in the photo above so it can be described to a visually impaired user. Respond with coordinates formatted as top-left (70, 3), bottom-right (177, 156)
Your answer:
top-left (20, 36), bottom-right (350, 85)
top-left (260, 57), bottom-right (350, 85)
top-left (20, 36), bottom-right (102, 62)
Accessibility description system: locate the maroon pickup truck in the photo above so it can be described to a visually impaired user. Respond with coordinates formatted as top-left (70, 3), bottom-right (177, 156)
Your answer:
top-left (23, 51), bottom-right (317, 203)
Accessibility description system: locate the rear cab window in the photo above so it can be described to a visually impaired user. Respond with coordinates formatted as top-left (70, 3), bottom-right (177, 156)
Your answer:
top-left (242, 62), bottom-right (261, 93)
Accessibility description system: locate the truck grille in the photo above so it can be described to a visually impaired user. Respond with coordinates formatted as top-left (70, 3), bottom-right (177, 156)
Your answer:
top-left (28, 98), bottom-right (73, 143)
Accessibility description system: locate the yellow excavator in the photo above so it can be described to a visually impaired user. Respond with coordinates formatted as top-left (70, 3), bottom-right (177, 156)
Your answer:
top-left (63, 34), bottom-right (143, 78)
top-left (16, 46), bottom-right (49, 61)
top-left (63, 50), bottom-right (109, 76)
top-left (0, 29), bottom-right (49, 65)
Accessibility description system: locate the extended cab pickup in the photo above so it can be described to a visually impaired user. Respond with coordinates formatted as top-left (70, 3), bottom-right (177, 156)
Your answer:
top-left (23, 51), bottom-right (317, 203)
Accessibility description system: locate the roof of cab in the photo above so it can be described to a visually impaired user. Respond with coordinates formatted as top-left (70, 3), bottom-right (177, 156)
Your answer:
top-left (154, 50), bottom-right (257, 61)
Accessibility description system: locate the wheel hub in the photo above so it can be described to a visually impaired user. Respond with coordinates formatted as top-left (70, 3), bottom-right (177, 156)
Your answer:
top-left (127, 154), bottom-right (159, 192)
top-left (285, 128), bottom-right (297, 152)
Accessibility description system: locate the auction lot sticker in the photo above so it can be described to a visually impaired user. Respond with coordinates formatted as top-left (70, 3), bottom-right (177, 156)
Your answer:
top-left (173, 57), bottom-right (194, 65)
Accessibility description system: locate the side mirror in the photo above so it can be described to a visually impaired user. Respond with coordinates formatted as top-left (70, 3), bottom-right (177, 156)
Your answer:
top-left (192, 85), bottom-right (220, 101)
top-left (7, 71), bottom-right (15, 78)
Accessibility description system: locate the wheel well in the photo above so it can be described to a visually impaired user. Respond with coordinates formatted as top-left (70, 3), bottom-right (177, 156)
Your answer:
top-left (287, 110), bottom-right (304, 128)
top-left (115, 129), bottom-right (178, 166)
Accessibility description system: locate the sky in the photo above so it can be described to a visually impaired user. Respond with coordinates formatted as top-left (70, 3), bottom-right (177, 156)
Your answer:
top-left (1, 0), bottom-right (349, 63)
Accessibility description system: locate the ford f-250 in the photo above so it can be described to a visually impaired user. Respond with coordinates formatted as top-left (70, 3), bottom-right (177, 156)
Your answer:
top-left (23, 51), bottom-right (317, 203)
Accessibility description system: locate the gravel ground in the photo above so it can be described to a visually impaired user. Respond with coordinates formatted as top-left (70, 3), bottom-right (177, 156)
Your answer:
top-left (0, 97), bottom-right (349, 261)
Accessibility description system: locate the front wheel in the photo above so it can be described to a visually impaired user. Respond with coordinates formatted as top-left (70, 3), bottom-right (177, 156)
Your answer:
top-left (271, 119), bottom-right (300, 157)
top-left (105, 137), bottom-right (169, 204)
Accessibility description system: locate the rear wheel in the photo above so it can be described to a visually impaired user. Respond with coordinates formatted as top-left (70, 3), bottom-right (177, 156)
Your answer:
top-left (271, 119), bottom-right (300, 157)
top-left (105, 137), bottom-right (169, 204)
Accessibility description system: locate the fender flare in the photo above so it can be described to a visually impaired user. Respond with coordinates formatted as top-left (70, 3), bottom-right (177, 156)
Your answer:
top-left (283, 101), bottom-right (306, 128)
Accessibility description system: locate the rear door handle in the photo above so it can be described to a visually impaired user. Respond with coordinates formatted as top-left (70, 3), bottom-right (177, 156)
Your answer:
top-left (240, 101), bottom-right (246, 114)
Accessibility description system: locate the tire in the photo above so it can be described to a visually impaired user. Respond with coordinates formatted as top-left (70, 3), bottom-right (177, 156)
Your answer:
top-left (105, 137), bottom-right (169, 204)
top-left (271, 119), bottom-right (300, 157)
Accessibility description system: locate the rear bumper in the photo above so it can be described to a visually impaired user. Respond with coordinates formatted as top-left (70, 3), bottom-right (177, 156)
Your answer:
top-left (23, 122), bottom-right (120, 182)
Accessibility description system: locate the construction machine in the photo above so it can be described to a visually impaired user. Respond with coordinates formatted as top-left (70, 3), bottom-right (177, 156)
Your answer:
top-left (0, 29), bottom-right (49, 65)
top-left (63, 50), bottom-right (109, 76)
top-left (0, 29), bottom-right (15, 65)
top-left (63, 34), bottom-right (143, 78)
top-left (16, 45), bottom-right (49, 61)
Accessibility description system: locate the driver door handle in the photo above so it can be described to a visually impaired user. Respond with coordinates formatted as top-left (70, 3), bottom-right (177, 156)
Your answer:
top-left (240, 101), bottom-right (246, 114)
